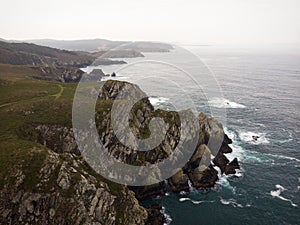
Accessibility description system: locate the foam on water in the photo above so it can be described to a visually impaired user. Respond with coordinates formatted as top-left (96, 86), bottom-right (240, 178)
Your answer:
top-left (208, 98), bottom-right (246, 109)
top-left (225, 128), bottom-right (299, 166)
top-left (215, 166), bottom-right (236, 194)
top-left (220, 198), bottom-right (244, 208)
top-left (161, 206), bottom-right (172, 225)
top-left (149, 97), bottom-right (170, 107)
top-left (274, 138), bottom-right (293, 144)
top-left (270, 185), bottom-right (298, 207)
top-left (239, 131), bottom-right (270, 145)
top-left (264, 153), bottom-right (300, 163)
top-left (179, 197), bottom-right (214, 205)
top-left (224, 127), bottom-right (262, 164)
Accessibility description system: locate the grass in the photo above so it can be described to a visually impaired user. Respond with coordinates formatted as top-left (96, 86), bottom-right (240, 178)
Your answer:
top-left (0, 64), bottom-right (129, 194)
top-left (0, 64), bottom-right (184, 199)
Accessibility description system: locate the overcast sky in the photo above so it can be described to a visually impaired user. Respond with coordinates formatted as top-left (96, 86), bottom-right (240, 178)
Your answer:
top-left (1, 0), bottom-right (300, 45)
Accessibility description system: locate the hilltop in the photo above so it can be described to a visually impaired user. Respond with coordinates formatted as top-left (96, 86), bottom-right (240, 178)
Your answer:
top-left (0, 40), bottom-right (126, 68)
top-left (26, 38), bottom-right (174, 53)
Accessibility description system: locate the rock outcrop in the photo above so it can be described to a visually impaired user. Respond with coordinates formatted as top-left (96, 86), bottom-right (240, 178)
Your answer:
top-left (0, 150), bottom-right (148, 225)
top-left (8, 80), bottom-right (240, 224)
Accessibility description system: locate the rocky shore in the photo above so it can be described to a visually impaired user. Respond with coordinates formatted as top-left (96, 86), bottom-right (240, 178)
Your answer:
top-left (1, 80), bottom-right (240, 224)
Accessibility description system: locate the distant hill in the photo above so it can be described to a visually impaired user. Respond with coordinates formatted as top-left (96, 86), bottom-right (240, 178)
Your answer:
top-left (0, 40), bottom-right (93, 67)
top-left (0, 41), bottom-right (125, 67)
top-left (26, 39), bottom-right (173, 53)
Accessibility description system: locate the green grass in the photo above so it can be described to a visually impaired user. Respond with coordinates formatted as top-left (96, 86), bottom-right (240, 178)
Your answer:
top-left (0, 64), bottom-right (128, 194)
top-left (0, 64), bottom-right (183, 198)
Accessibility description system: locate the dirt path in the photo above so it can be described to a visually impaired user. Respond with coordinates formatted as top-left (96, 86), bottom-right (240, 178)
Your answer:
top-left (0, 84), bottom-right (65, 108)
top-left (52, 84), bottom-right (65, 100)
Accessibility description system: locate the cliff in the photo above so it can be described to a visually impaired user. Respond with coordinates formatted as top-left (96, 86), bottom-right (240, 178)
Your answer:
top-left (0, 74), bottom-right (239, 224)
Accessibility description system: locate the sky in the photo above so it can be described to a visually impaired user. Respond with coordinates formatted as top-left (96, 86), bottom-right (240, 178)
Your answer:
top-left (1, 0), bottom-right (300, 45)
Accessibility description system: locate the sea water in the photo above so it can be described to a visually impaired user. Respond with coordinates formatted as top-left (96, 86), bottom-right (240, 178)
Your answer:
top-left (86, 44), bottom-right (300, 225)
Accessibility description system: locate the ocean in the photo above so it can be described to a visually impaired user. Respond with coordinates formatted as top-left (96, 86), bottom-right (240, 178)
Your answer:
top-left (84, 45), bottom-right (300, 225)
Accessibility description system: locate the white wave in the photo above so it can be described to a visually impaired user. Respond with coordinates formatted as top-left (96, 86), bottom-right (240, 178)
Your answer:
top-left (274, 138), bottom-right (293, 144)
top-left (208, 98), bottom-right (246, 109)
top-left (161, 206), bottom-right (172, 225)
top-left (223, 127), bottom-right (245, 162)
top-left (179, 197), bottom-right (214, 205)
top-left (225, 128), bottom-right (299, 166)
top-left (179, 197), bottom-right (190, 202)
top-left (239, 131), bottom-right (270, 145)
top-left (270, 184), bottom-right (298, 207)
top-left (224, 128), bottom-right (264, 164)
top-left (264, 153), bottom-right (300, 163)
top-left (215, 166), bottom-right (236, 194)
top-left (149, 97), bottom-right (169, 106)
top-left (217, 176), bottom-right (236, 194)
top-left (228, 168), bottom-right (244, 178)
top-left (220, 198), bottom-right (243, 208)
top-left (187, 179), bottom-right (195, 193)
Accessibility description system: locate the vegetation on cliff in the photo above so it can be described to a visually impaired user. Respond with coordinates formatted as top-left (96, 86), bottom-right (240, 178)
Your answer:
top-left (0, 64), bottom-right (239, 224)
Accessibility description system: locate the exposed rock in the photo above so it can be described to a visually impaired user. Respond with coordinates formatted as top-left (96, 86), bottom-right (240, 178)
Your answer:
top-left (225, 158), bottom-right (240, 175)
top-left (186, 144), bottom-right (211, 170)
top-left (89, 68), bottom-right (106, 80)
top-left (129, 182), bottom-right (166, 200)
top-left (220, 142), bottom-right (233, 154)
top-left (167, 169), bottom-right (189, 193)
top-left (7, 80), bottom-right (242, 225)
top-left (18, 124), bottom-right (80, 155)
top-left (56, 162), bottom-right (71, 190)
top-left (0, 150), bottom-right (148, 225)
top-left (188, 165), bottom-right (218, 189)
top-left (223, 134), bottom-right (233, 145)
top-left (213, 152), bottom-right (230, 174)
top-left (145, 204), bottom-right (166, 225)
top-left (31, 66), bottom-right (84, 83)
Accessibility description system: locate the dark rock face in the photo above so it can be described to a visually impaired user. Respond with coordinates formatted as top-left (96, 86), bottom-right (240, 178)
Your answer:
top-left (30, 66), bottom-right (84, 83)
top-left (187, 144), bottom-right (211, 170)
top-left (0, 151), bottom-right (148, 225)
top-left (145, 204), bottom-right (166, 225)
top-left (18, 124), bottom-right (80, 155)
top-left (129, 182), bottom-right (166, 200)
top-left (220, 142), bottom-right (233, 154)
top-left (167, 169), bottom-right (190, 193)
top-left (223, 134), bottom-right (233, 145)
top-left (11, 80), bottom-right (241, 224)
top-left (187, 165), bottom-right (218, 189)
top-left (213, 152), bottom-right (230, 174)
top-left (225, 158), bottom-right (240, 175)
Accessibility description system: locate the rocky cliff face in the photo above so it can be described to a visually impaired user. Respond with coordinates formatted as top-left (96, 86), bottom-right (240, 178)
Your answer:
top-left (0, 150), bottom-right (148, 225)
top-left (8, 80), bottom-right (240, 224)
top-left (29, 66), bottom-right (84, 83)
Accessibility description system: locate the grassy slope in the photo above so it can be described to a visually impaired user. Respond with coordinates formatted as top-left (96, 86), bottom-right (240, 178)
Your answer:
top-left (0, 40), bottom-right (94, 65)
top-left (0, 64), bottom-right (126, 195)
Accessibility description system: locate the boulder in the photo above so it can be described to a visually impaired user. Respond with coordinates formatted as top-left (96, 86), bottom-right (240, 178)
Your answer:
top-left (188, 165), bottom-right (218, 188)
top-left (213, 152), bottom-right (230, 174)
top-left (145, 204), bottom-right (166, 225)
top-left (220, 142), bottom-right (233, 154)
top-left (167, 169), bottom-right (189, 193)
top-left (225, 158), bottom-right (240, 175)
